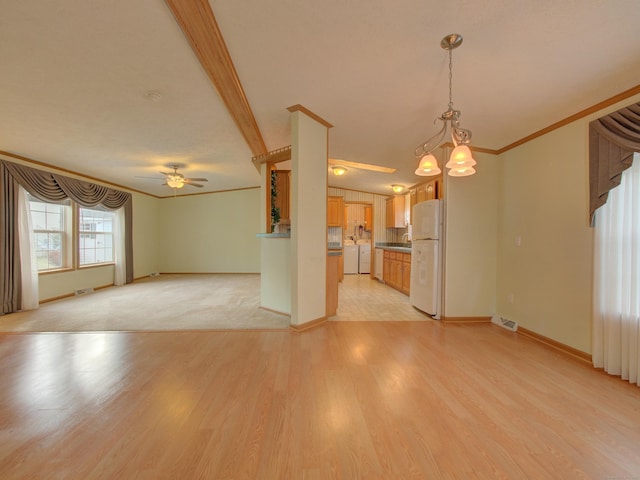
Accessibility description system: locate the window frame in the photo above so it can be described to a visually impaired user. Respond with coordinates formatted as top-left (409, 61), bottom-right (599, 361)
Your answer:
top-left (27, 196), bottom-right (117, 274)
top-left (77, 206), bottom-right (115, 268)
top-left (27, 195), bottom-right (73, 273)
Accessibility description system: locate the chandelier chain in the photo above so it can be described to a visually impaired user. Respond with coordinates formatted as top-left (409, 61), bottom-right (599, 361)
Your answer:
top-left (448, 47), bottom-right (453, 110)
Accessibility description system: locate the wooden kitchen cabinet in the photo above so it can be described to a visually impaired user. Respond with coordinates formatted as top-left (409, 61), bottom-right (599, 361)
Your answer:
top-left (326, 253), bottom-right (339, 316)
top-left (327, 196), bottom-right (344, 227)
top-left (382, 249), bottom-right (411, 295)
top-left (385, 195), bottom-right (406, 228)
top-left (364, 205), bottom-right (372, 231)
top-left (402, 253), bottom-right (411, 295)
top-left (410, 177), bottom-right (442, 223)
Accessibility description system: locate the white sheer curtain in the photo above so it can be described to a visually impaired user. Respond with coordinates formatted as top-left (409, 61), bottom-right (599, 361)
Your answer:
top-left (17, 186), bottom-right (39, 310)
top-left (113, 206), bottom-right (126, 286)
top-left (593, 152), bottom-right (640, 386)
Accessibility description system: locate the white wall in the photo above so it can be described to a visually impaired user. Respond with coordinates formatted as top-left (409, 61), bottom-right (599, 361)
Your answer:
top-left (158, 188), bottom-right (261, 273)
top-left (496, 92), bottom-right (640, 353)
top-left (444, 151), bottom-right (499, 317)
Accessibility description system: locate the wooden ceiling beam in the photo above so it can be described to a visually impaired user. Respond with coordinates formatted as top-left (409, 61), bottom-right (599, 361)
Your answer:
top-left (165, 0), bottom-right (267, 157)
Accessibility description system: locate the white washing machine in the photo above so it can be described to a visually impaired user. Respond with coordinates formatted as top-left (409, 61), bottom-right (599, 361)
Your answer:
top-left (344, 245), bottom-right (359, 274)
top-left (358, 242), bottom-right (371, 274)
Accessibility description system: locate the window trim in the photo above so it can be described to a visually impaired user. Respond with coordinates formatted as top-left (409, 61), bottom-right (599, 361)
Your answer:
top-left (27, 197), bottom-right (118, 274)
top-left (77, 206), bottom-right (115, 267)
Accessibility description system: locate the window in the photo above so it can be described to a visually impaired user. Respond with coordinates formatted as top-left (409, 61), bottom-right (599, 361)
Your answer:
top-left (78, 207), bottom-right (114, 266)
top-left (28, 195), bottom-right (72, 271)
top-left (26, 198), bottom-right (117, 271)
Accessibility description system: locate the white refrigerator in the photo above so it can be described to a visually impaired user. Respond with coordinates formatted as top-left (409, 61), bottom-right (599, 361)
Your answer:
top-left (410, 199), bottom-right (442, 318)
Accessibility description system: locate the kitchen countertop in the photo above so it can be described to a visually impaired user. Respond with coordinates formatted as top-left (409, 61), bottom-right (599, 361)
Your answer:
top-left (375, 242), bottom-right (412, 253)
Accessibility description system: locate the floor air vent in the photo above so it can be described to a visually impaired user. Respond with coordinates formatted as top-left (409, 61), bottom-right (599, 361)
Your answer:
top-left (75, 287), bottom-right (95, 296)
top-left (491, 315), bottom-right (518, 331)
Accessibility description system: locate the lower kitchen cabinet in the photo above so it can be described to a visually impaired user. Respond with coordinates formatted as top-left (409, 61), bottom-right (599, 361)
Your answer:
top-left (382, 250), bottom-right (411, 295)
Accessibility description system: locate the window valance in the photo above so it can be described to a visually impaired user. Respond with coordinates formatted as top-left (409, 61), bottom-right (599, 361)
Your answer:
top-left (1, 160), bottom-right (133, 314)
top-left (589, 102), bottom-right (640, 223)
top-left (1, 160), bottom-right (130, 209)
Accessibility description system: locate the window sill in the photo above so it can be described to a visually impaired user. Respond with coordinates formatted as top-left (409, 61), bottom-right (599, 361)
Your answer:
top-left (79, 263), bottom-right (115, 270)
top-left (39, 267), bottom-right (74, 276)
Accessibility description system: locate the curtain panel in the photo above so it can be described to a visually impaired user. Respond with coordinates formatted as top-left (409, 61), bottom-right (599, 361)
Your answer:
top-left (0, 160), bottom-right (133, 314)
top-left (589, 102), bottom-right (640, 223)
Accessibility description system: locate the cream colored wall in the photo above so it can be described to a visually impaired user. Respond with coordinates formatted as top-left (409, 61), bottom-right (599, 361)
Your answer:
top-left (496, 92), bottom-right (640, 353)
top-left (443, 151), bottom-right (498, 317)
top-left (260, 237), bottom-right (291, 314)
top-left (290, 110), bottom-right (328, 326)
top-left (39, 265), bottom-right (115, 300)
top-left (132, 192), bottom-right (161, 278)
top-left (39, 191), bottom-right (160, 300)
top-left (158, 188), bottom-right (261, 273)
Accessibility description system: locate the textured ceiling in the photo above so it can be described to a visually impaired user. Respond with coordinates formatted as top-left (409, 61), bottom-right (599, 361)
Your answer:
top-left (1, 0), bottom-right (639, 197)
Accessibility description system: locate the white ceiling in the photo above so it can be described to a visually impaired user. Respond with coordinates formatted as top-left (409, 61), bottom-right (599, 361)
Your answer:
top-left (1, 0), bottom-right (639, 197)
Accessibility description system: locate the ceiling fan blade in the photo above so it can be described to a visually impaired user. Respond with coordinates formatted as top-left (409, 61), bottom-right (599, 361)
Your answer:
top-left (135, 176), bottom-right (163, 180)
top-left (184, 177), bottom-right (208, 182)
top-left (187, 183), bottom-right (204, 188)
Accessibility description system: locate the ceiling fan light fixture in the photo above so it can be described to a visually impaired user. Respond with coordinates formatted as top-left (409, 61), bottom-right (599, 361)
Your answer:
top-left (332, 166), bottom-right (347, 176)
top-left (414, 33), bottom-right (476, 178)
top-left (166, 175), bottom-right (185, 189)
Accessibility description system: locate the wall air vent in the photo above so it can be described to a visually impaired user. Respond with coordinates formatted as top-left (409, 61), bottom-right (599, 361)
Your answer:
top-left (491, 315), bottom-right (518, 331)
top-left (74, 287), bottom-right (95, 296)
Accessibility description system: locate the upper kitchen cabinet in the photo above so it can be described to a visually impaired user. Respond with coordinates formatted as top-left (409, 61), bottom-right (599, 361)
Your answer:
top-left (386, 195), bottom-right (406, 228)
top-left (409, 176), bottom-right (442, 224)
top-left (364, 205), bottom-right (372, 232)
top-left (327, 196), bottom-right (344, 227)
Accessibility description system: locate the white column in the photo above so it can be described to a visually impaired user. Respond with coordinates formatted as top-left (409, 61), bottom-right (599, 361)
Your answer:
top-left (288, 105), bottom-right (332, 326)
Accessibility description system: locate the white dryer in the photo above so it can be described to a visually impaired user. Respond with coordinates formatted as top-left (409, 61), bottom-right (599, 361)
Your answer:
top-left (358, 242), bottom-right (371, 274)
top-left (344, 245), bottom-right (359, 274)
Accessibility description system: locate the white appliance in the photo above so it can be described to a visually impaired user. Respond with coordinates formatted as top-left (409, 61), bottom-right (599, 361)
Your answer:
top-left (358, 242), bottom-right (371, 274)
top-left (344, 244), bottom-right (359, 274)
top-left (410, 199), bottom-right (442, 318)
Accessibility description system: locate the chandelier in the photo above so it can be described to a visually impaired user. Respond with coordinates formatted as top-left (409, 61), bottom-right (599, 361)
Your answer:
top-left (414, 34), bottom-right (476, 177)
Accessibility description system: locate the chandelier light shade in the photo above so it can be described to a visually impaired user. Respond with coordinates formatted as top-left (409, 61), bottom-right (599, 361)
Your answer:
top-left (414, 33), bottom-right (476, 177)
top-left (332, 166), bottom-right (347, 176)
top-left (415, 153), bottom-right (442, 176)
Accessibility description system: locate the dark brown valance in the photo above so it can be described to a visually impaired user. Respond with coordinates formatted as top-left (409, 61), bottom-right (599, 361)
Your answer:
top-left (1, 160), bottom-right (133, 314)
top-left (589, 102), bottom-right (640, 223)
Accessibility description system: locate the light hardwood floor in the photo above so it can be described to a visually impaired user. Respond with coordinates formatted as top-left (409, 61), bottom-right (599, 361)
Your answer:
top-left (1, 320), bottom-right (640, 478)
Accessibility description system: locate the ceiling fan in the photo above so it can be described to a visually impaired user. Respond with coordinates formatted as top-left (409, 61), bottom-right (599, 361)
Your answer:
top-left (141, 164), bottom-right (208, 189)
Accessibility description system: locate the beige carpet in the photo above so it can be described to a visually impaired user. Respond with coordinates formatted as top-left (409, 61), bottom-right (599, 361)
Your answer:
top-left (0, 274), bottom-right (291, 332)
top-left (0, 273), bottom-right (431, 333)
